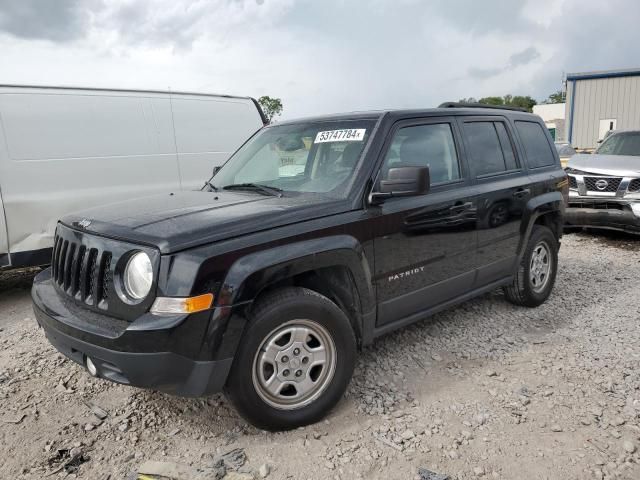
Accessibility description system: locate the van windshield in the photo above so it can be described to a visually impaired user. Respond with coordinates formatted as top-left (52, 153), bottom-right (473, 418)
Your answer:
top-left (209, 120), bottom-right (375, 198)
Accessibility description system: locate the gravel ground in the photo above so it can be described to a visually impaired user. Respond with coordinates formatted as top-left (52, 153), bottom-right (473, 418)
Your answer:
top-left (1, 232), bottom-right (639, 480)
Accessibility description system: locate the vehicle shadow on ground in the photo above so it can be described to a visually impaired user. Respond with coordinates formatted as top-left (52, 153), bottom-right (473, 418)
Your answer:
top-left (36, 234), bottom-right (606, 437)
top-left (129, 280), bottom-right (576, 437)
top-left (54, 234), bottom-right (607, 439)
top-left (0, 268), bottom-right (40, 327)
top-left (128, 235), bottom-right (606, 436)
top-left (0, 268), bottom-right (40, 295)
top-left (573, 228), bottom-right (640, 251)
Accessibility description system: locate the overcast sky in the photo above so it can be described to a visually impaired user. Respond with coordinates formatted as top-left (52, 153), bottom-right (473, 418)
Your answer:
top-left (1, 0), bottom-right (638, 119)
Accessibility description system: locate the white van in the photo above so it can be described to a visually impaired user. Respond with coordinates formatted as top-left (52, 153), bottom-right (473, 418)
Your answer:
top-left (0, 85), bottom-right (266, 269)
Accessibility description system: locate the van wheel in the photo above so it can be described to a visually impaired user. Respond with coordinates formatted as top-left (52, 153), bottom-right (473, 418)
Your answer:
top-left (225, 287), bottom-right (357, 431)
top-left (503, 225), bottom-right (558, 307)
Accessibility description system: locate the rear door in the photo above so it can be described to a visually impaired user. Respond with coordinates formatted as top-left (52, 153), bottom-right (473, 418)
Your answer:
top-left (458, 116), bottom-right (530, 286)
top-left (371, 117), bottom-right (478, 327)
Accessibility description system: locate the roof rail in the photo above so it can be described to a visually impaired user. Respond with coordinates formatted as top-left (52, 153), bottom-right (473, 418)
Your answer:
top-left (438, 102), bottom-right (530, 113)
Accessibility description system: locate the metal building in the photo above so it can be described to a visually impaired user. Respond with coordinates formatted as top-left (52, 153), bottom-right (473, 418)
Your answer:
top-left (565, 68), bottom-right (640, 149)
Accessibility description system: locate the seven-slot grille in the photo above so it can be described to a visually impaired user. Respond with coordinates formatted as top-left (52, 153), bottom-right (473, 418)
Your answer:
top-left (51, 234), bottom-right (112, 309)
top-left (584, 176), bottom-right (622, 193)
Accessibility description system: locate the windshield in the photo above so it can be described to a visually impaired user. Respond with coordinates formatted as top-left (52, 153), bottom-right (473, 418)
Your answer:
top-left (596, 132), bottom-right (640, 156)
top-left (209, 120), bottom-right (375, 198)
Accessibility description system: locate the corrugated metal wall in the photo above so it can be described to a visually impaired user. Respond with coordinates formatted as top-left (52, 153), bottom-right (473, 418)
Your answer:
top-left (566, 75), bottom-right (640, 149)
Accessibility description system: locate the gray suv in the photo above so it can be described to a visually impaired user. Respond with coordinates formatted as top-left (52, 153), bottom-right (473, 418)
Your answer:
top-left (565, 130), bottom-right (640, 234)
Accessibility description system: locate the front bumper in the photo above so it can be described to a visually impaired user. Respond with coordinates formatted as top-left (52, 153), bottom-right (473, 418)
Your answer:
top-left (32, 269), bottom-right (237, 396)
top-left (565, 194), bottom-right (640, 234)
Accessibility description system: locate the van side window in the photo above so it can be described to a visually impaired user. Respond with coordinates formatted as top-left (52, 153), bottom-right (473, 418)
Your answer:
top-left (463, 121), bottom-right (518, 177)
top-left (380, 123), bottom-right (460, 185)
top-left (515, 121), bottom-right (556, 168)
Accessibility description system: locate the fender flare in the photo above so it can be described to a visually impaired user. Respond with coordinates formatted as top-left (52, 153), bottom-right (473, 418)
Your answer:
top-left (218, 235), bottom-right (375, 315)
top-left (517, 191), bottom-right (564, 259)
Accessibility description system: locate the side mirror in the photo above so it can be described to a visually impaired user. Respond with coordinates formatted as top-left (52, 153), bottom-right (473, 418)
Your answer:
top-left (371, 166), bottom-right (430, 204)
top-left (212, 166), bottom-right (222, 177)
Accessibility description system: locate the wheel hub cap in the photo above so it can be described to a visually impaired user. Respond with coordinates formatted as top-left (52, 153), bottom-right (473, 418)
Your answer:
top-left (252, 319), bottom-right (336, 410)
top-left (529, 241), bottom-right (551, 293)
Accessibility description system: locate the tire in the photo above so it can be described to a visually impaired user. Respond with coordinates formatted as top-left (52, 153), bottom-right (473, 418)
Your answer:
top-left (503, 225), bottom-right (558, 307)
top-left (224, 287), bottom-right (357, 431)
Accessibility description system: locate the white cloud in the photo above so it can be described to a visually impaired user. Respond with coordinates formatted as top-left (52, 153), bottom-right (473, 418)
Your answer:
top-left (0, 0), bottom-right (638, 118)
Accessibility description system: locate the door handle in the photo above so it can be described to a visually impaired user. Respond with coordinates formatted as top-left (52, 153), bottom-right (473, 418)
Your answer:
top-left (513, 188), bottom-right (531, 198)
top-left (450, 201), bottom-right (473, 212)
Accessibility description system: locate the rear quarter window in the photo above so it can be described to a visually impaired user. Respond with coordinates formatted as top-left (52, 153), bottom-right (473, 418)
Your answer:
top-left (515, 121), bottom-right (556, 169)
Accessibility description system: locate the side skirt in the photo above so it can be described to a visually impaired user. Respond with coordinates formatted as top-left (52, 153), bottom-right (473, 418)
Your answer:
top-left (371, 276), bottom-right (513, 341)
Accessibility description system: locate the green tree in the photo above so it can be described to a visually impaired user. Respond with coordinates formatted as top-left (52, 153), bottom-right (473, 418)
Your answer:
top-left (508, 95), bottom-right (537, 112)
top-left (474, 94), bottom-right (537, 112)
top-left (543, 90), bottom-right (566, 104)
top-left (477, 96), bottom-right (505, 106)
top-left (258, 96), bottom-right (283, 123)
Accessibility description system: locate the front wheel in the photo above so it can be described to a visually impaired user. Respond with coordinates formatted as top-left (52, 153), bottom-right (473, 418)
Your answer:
top-left (503, 225), bottom-right (558, 307)
top-left (225, 287), bottom-right (357, 431)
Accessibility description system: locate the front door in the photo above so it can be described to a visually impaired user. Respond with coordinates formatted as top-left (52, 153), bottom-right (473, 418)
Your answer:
top-left (371, 118), bottom-right (478, 327)
top-left (458, 117), bottom-right (530, 286)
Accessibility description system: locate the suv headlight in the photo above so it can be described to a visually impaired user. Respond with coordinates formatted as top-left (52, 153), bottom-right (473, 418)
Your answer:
top-left (123, 252), bottom-right (153, 300)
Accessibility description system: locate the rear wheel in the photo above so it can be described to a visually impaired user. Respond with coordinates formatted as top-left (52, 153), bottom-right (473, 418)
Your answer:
top-left (504, 225), bottom-right (558, 307)
top-left (225, 287), bottom-right (356, 431)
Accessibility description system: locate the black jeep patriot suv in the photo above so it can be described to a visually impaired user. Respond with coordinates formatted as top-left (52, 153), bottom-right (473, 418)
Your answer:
top-left (32, 104), bottom-right (568, 430)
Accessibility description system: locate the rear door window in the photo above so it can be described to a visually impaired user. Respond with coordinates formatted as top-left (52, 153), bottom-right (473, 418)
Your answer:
top-left (463, 121), bottom-right (519, 177)
top-left (515, 121), bottom-right (556, 168)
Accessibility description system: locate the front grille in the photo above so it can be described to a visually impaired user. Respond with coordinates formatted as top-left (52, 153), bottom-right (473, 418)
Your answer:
top-left (568, 175), bottom-right (577, 189)
top-left (51, 223), bottom-right (159, 321)
top-left (568, 200), bottom-right (625, 210)
top-left (584, 176), bottom-right (622, 193)
top-left (629, 179), bottom-right (640, 192)
top-left (52, 234), bottom-right (112, 309)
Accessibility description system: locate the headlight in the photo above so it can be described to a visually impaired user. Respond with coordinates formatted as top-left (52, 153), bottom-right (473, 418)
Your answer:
top-left (123, 252), bottom-right (153, 300)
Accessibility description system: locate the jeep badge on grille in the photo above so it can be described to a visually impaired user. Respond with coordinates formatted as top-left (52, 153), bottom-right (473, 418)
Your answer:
top-left (76, 219), bottom-right (92, 229)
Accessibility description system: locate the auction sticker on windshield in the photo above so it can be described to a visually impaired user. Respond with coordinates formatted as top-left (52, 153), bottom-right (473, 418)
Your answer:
top-left (315, 129), bottom-right (366, 143)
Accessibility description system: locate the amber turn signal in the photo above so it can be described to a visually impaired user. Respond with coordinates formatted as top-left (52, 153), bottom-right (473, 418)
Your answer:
top-left (150, 293), bottom-right (214, 315)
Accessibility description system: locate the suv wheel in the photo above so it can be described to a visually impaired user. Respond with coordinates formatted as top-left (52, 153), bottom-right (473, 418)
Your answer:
top-left (503, 225), bottom-right (558, 307)
top-left (225, 287), bottom-right (357, 431)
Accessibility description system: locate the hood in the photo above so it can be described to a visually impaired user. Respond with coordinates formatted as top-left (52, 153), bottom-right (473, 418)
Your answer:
top-left (61, 190), bottom-right (347, 254)
top-left (568, 153), bottom-right (640, 177)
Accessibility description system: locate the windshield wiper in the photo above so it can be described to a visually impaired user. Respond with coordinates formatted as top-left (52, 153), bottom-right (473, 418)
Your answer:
top-left (203, 181), bottom-right (218, 192)
top-left (223, 183), bottom-right (283, 197)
